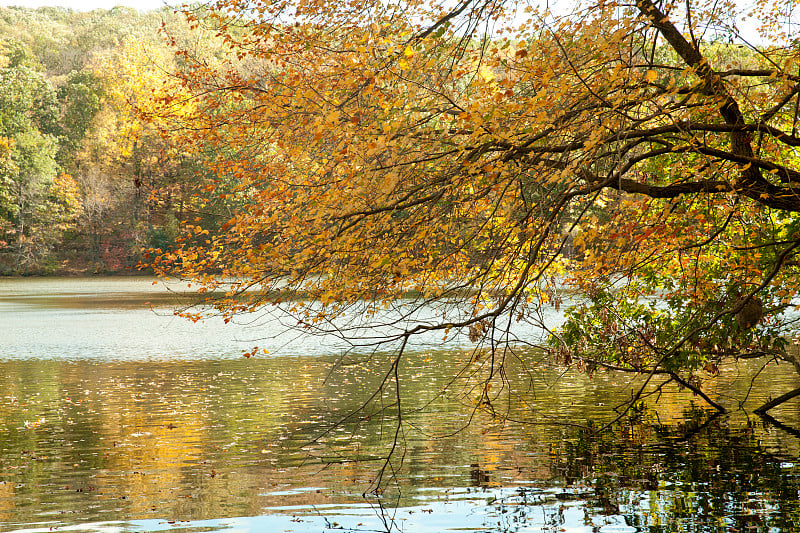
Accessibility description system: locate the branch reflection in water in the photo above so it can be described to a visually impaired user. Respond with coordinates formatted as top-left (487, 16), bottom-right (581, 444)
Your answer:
top-left (0, 277), bottom-right (799, 532)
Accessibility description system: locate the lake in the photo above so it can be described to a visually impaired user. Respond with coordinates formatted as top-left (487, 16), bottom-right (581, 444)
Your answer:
top-left (1, 277), bottom-right (800, 532)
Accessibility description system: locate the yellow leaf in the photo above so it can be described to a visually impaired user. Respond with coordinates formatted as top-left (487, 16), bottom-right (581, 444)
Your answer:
top-left (645, 70), bottom-right (658, 82)
top-left (403, 46), bottom-right (414, 58)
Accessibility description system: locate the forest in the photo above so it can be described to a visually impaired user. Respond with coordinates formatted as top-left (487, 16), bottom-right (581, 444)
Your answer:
top-left (0, 5), bottom-right (198, 275)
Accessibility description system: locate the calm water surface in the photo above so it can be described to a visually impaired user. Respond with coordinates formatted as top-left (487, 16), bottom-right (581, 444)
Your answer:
top-left (2, 277), bottom-right (800, 532)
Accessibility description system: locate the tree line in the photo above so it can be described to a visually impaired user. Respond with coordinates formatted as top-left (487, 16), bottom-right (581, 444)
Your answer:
top-left (0, 6), bottom-right (207, 274)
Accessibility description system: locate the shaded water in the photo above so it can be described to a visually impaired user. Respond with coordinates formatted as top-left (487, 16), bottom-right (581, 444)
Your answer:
top-left (2, 277), bottom-right (800, 532)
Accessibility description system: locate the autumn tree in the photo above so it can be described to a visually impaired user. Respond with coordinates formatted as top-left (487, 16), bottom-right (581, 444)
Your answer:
top-left (150, 0), bottom-right (800, 452)
top-left (66, 21), bottom-right (200, 270)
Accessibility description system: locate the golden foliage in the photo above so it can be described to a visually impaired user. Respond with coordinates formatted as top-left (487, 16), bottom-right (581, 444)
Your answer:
top-left (147, 0), bottom-right (800, 405)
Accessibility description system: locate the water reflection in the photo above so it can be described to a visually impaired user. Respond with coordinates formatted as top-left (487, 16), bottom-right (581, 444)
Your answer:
top-left (0, 278), bottom-right (800, 532)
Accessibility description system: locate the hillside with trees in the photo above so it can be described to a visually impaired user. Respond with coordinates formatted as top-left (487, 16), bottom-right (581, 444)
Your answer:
top-left (0, 6), bottom-right (201, 274)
